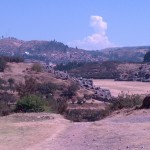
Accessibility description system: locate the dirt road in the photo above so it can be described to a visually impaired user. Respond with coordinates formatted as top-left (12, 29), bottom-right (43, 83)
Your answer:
top-left (0, 110), bottom-right (150, 150)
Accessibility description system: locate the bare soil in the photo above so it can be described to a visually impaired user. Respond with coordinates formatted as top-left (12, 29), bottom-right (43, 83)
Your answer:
top-left (0, 110), bottom-right (150, 150)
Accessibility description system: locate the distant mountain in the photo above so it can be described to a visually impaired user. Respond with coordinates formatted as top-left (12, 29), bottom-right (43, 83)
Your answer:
top-left (0, 37), bottom-right (149, 63)
top-left (88, 46), bottom-right (150, 62)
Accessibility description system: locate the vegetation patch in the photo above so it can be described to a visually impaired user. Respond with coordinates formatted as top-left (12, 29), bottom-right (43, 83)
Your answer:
top-left (0, 57), bottom-right (6, 72)
top-left (110, 93), bottom-right (143, 110)
top-left (57, 61), bottom-right (120, 79)
top-left (31, 63), bottom-right (43, 72)
top-left (144, 51), bottom-right (150, 62)
top-left (0, 92), bottom-right (16, 116)
top-left (15, 95), bottom-right (45, 112)
top-left (65, 107), bottom-right (109, 122)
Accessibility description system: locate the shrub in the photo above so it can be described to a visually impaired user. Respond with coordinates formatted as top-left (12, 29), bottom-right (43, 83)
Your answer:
top-left (0, 78), bottom-right (6, 85)
top-left (31, 63), bottom-right (42, 72)
top-left (111, 93), bottom-right (143, 110)
top-left (0, 92), bottom-right (16, 116)
top-left (65, 108), bottom-right (109, 122)
top-left (55, 98), bottom-right (68, 114)
top-left (0, 101), bottom-right (10, 116)
top-left (15, 95), bottom-right (45, 112)
top-left (37, 82), bottom-right (57, 96)
top-left (0, 78), bottom-right (6, 90)
top-left (15, 76), bottom-right (37, 97)
top-left (2, 56), bottom-right (24, 63)
top-left (47, 97), bottom-right (68, 114)
top-left (8, 78), bottom-right (15, 90)
top-left (62, 82), bottom-right (79, 99)
top-left (8, 78), bottom-right (15, 86)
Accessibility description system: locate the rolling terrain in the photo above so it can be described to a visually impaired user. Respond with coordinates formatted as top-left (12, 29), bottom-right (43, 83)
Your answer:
top-left (0, 37), bottom-right (149, 63)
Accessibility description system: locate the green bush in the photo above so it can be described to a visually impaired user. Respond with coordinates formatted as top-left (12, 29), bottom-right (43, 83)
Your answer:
top-left (111, 93), bottom-right (143, 110)
top-left (15, 95), bottom-right (45, 112)
top-left (31, 63), bottom-right (42, 72)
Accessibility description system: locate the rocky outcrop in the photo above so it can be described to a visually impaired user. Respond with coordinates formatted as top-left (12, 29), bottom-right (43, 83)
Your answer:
top-left (42, 64), bottom-right (112, 102)
top-left (116, 63), bottom-right (150, 82)
top-left (62, 75), bottom-right (112, 102)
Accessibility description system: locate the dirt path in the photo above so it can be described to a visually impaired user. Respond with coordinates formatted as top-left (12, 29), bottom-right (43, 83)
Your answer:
top-left (28, 110), bottom-right (150, 150)
top-left (0, 110), bottom-right (150, 150)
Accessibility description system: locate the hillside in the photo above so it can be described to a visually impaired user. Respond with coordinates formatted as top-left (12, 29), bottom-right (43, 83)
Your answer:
top-left (97, 46), bottom-right (150, 62)
top-left (0, 37), bottom-right (98, 63)
top-left (0, 62), bottom-right (150, 150)
top-left (0, 37), bottom-right (149, 63)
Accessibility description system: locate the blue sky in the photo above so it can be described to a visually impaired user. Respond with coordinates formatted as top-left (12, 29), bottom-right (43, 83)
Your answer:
top-left (0, 0), bottom-right (150, 50)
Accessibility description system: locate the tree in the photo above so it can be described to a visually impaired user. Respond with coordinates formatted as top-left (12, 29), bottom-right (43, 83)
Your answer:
top-left (8, 78), bottom-right (15, 91)
top-left (15, 76), bottom-right (37, 97)
top-left (8, 78), bottom-right (15, 86)
top-left (0, 57), bottom-right (6, 72)
top-left (144, 51), bottom-right (150, 62)
top-left (61, 82), bottom-right (79, 99)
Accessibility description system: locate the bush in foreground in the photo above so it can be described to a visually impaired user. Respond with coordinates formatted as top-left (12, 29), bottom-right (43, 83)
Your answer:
top-left (15, 95), bottom-right (45, 112)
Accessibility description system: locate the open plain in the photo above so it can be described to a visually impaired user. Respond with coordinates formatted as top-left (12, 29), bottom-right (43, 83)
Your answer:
top-left (93, 79), bottom-right (150, 97)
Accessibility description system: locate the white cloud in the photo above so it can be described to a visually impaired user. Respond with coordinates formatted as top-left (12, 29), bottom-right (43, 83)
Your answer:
top-left (90, 16), bottom-right (107, 35)
top-left (68, 15), bottom-right (114, 50)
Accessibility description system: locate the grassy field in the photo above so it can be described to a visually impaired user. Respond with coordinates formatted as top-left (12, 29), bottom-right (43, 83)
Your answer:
top-left (93, 79), bottom-right (150, 97)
